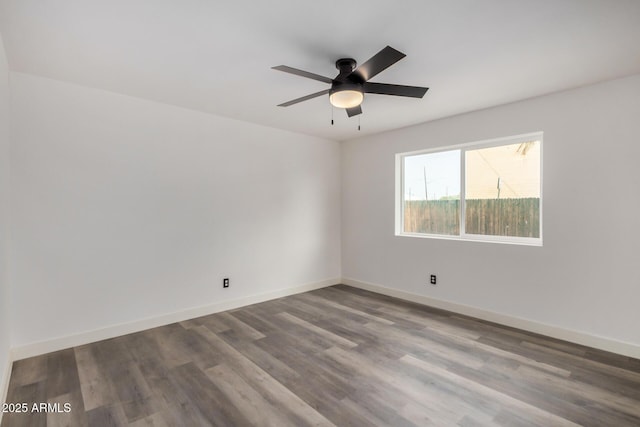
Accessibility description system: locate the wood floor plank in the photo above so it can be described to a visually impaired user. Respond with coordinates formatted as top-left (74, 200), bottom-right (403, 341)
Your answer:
top-left (204, 363), bottom-right (298, 427)
top-left (142, 327), bottom-right (193, 369)
top-left (220, 309), bottom-right (281, 336)
top-left (521, 340), bottom-right (640, 382)
top-left (296, 292), bottom-right (395, 325)
top-left (515, 364), bottom-right (640, 419)
top-left (3, 285), bottom-right (640, 427)
top-left (74, 345), bottom-right (120, 412)
top-left (167, 362), bottom-right (252, 426)
top-left (46, 391), bottom-right (87, 427)
top-left (126, 412), bottom-right (170, 427)
top-left (216, 312), bottom-right (267, 341)
top-left (583, 348), bottom-right (640, 373)
top-left (85, 404), bottom-right (129, 427)
top-left (120, 395), bottom-right (164, 424)
top-left (223, 340), bottom-right (300, 383)
top-left (45, 349), bottom-right (81, 400)
top-left (6, 354), bottom-right (48, 390)
top-left (276, 312), bottom-right (358, 348)
top-left (322, 345), bottom-right (453, 422)
top-left (450, 360), bottom-right (603, 426)
top-left (337, 397), bottom-right (391, 427)
top-left (1, 381), bottom-right (47, 427)
top-left (400, 354), bottom-right (582, 427)
top-left (423, 322), bottom-right (572, 377)
top-left (360, 320), bottom-right (487, 369)
top-left (193, 326), bottom-right (336, 427)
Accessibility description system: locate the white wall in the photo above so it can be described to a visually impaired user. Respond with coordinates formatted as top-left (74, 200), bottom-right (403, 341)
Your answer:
top-left (6, 66), bottom-right (640, 359)
top-left (9, 73), bottom-right (341, 348)
top-left (342, 74), bottom-right (640, 349)
top-left (0, 34), bottom-right (11, 400)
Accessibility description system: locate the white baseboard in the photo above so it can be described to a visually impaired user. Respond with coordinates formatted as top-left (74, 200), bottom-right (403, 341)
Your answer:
top-left (342, 277), bottom-right (640, 359)
top-left (0, 356), bottom-right (12, 424)
top-left (11, 278), bottom-right (339, 361)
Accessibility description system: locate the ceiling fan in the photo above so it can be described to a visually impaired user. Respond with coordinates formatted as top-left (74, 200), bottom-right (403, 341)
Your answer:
top-left (272, 46), bottom-right (428, 118)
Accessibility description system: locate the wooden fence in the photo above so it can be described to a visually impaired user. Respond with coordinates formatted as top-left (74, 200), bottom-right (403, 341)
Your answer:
top-left (404, 198), bottom-right (540, 237)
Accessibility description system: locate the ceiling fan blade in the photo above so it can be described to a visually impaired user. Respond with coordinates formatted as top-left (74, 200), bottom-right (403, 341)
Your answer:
top-left (364, 82), bottom-right (428, 98)
top-left (346, 105), bottom-right (362, 117)
top-left (272, 65), bottom-right (333, 84)
top-left (277, 89), bottom-right (330, 107)
top-left (351, 46), bottom-right (406, 82)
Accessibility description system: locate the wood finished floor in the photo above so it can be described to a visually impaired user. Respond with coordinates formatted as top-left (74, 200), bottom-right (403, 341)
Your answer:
top-left (3, 285), bottom-right (640, 427)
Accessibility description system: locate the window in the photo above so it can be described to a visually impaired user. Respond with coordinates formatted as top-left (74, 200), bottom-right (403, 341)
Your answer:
top-left (396, 133), bottom-right (542, 245)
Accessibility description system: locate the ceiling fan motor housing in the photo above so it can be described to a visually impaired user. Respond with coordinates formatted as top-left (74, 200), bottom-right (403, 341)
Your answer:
top-left (331, 58), bottom-right (364, 105)
top-left (329, 80), bottom-right (363, 95)
top-left (335, 58), bottom-right (357, 74)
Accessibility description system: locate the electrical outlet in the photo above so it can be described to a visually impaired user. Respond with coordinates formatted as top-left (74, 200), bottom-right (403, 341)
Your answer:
top-left (430, 275), bottom-right (437, 285)
top-left (223, 278), bottom-right (230, 288)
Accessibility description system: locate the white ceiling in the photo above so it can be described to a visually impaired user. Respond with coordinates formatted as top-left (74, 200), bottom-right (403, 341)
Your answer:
top-left (1, 0), bottom-right (640, 141)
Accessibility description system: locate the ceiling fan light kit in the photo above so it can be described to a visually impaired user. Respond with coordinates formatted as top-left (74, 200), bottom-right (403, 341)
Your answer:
top-left (329, 86), bottom-right (364, 108)
top-left (272, 46), bottom-right (428, 119)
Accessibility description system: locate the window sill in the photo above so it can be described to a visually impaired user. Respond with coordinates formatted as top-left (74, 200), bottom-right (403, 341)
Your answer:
top-left (395, 232), bottom-right (543, 247)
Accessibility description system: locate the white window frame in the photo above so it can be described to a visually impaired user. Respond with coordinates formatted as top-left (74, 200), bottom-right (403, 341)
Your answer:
top-left (395, 132), bottom-right (543, 246)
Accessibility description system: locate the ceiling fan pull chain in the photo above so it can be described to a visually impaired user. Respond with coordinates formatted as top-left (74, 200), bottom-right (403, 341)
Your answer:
top-left (358, 115), bottom-right (361, 131)
top-left (331, 106), bottom-right (334, 125)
